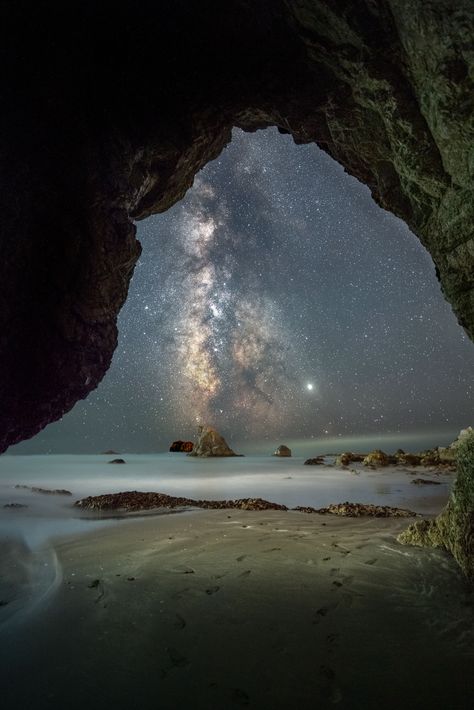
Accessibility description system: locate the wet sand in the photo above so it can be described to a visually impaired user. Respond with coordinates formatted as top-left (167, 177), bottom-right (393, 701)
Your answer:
top-left (0, 510), bottom-right (473, 709)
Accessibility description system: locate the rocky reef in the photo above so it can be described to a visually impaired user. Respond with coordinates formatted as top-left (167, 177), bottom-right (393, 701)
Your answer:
top-left (188, 426), bottom-right (238, 457)
top-left (0, 2), bottom-right (473, 576)
top-left (398, 431), bottom-right (474, 580)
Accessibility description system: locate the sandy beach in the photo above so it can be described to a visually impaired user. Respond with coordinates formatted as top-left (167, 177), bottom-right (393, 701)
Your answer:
top-left (1, 508), bottom-right (472, 709)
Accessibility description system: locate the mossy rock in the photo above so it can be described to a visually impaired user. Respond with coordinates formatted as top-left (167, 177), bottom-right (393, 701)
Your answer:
top-left (398, 433), bottom-right (474, 580)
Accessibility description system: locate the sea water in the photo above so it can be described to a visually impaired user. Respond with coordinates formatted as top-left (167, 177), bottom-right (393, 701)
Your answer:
top-left (0, 453), bottom-right (453, 548)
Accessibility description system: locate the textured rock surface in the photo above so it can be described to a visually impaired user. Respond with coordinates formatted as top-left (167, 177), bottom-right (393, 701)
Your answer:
top-left (169, 440), bottom-right (194, 453)
top-left (188, 426), bottom-right (237, 458)
top-left (0, 2), bottom-right (473, 572)
top-left (273, 445), bottom-right (292, 457)
top-left (363, 449), bottom-right (392, 467)
top-left (399, 432), bottom-right (474, 579)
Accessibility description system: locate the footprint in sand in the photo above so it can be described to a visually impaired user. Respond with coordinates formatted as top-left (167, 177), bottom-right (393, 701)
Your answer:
top-left (87, 578), bottom-right (105, 603)
top-left (205, 585), bottom-right (220, 595)
top-left (236, 554), bottom-right (247, 562)
top-left (312, 603), bottom-right (338, 624)
top-left (173, 613), bottom-right (186, 629)
top-left (364, 558), bottom-right (378, 565)
top-left (263, 547), bottom-right (281, 553)
top-left (322, 556), bottom-right (331, 561)
top-left (166, 647), bottom-right (189, 668)
top-left (239, 570), bottom-right (252, 578)
top-left (329, 568), bottom-right (340, 576)
top-left (319, 665), bottom-right (343, 705)
top-left (231, 688), bottom-right (250, 706)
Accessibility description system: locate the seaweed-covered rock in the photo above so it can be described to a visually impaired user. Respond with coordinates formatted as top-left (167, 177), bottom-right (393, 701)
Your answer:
top-left (398, 431), bottom-right (474, 579)
top-left (188, 426), bottom-right (237, 457)
top-left (273, 445), bottom-right (291, 457)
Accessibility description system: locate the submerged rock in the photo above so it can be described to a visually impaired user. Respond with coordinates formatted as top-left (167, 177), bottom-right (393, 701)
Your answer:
top-left (411, 478), bottom-right (441, 485)
top-left (14, 485), bottom-right (72, 496)
top-left (3, 503), bottom-right (28, 509)
top-left (101, 449), bottom-right (119, 455)
top-left (108, 458), bottom-right (126, 464)
top-left (273, 445), bottom-right (291, 457)
top-left (169, 440), bottom-right (194, 453)
top-left (399, 431), bottom-right (474, 580)
top-left (188, 426), bottom-right (238, 457)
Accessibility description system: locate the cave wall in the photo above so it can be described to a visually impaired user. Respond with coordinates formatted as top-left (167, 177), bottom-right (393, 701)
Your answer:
top-left (0, 0), bottom-right (473, 452)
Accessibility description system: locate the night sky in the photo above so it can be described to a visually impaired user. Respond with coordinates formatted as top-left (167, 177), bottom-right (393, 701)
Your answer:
top-left (12, 128), bottom-right (474, 454)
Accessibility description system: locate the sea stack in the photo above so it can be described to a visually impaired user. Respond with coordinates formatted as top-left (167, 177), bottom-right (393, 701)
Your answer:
top-left (188, 425), bottom-right (238, 457)
top-left (273, 445), bottom-right (291, 457)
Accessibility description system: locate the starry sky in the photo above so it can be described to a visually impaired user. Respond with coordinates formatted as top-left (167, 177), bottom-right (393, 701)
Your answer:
top-left (12, 128), bottom-right (474, 454)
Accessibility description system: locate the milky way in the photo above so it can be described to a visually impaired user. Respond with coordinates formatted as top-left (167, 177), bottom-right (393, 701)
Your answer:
top-left (13, 128), bottom-right (474, 453)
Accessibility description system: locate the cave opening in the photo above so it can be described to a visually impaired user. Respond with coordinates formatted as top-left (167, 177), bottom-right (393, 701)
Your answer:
top-left (11, 127), bottom-right (474, 456)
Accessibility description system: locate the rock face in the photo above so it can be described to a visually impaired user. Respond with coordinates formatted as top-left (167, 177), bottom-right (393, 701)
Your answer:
top-left (273, 445), bottom-right (292, 457)
top-left (169, 440), bottom-right (194, 453)
top-left (188, 426), bottom-right (237, 458)
top-left (0, 3), bottom-right (473, 573)
top-left (399, 431), bottom-right (474, 580)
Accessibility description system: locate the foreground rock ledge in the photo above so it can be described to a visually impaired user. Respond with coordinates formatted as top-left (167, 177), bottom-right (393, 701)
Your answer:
top-left (75, 491), bottom-right (415, 518)
top-left (398, 434), bottom-right (474, 580)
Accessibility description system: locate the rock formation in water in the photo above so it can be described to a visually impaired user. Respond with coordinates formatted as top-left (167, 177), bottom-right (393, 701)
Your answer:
top-left (399, 430), bottom-right (474, 580)
top-left (363, 450), bottom-right (393, 467)
top-left (335, 452), bottom-right (365, 467)
top-left (273, 445), bottom-right (292, 457)
top-left (169, 440), bottom-right (194, 453)
top-left (0, 2), bottom-right (473, 576)
top-left (188, 426), bottom-right (238, 458)
top-left (304, 457), bottom-right (325, 465)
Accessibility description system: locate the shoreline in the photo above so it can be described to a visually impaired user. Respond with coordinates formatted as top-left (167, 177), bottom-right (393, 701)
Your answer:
top-left (0, 509), bottom-right (472, 709)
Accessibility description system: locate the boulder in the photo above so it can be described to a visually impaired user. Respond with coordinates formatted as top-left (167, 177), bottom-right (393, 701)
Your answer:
top-left (363, 449), bottom-right (391, 467)
top-left (273, 445), bottom-right (291, 457)
top-left (170, 440), bottom-right (194, 453)
top-left (187, 426), bottom-right (237, 457)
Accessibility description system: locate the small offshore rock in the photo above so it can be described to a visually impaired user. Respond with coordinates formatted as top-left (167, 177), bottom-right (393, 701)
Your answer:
top-left (108, 458), bottom-right (126, 464)
top-left (169, 440), bottom-right (194, 453)
top-left (304, 457), bottom-right (325, 465)
top-left (411, 478), bottom-right (441, 485)
top-left (3, 502), bottom-right (28, 509)
top-left (273, 445), bottom-right (291, 457)
top-left (101, 450), bottom-right (119, 455)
